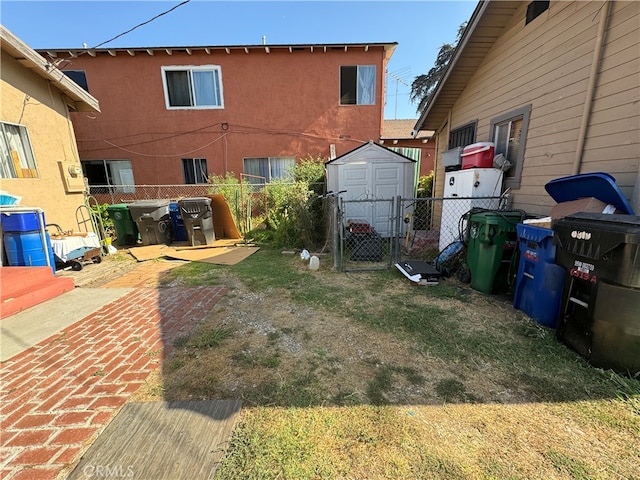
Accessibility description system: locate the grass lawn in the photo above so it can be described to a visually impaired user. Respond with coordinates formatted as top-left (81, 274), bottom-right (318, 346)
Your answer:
top-left (134, 248), bottom-right (639, 479)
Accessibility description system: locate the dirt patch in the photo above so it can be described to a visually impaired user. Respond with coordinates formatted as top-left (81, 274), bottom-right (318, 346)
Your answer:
top-left (129, 261), bottom-right (543, 407)
top-left (56, 251), bottom-right (140, 288)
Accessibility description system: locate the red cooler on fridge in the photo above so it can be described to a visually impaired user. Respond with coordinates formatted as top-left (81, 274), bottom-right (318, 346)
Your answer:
top-left (461, 142), bottom-right (495, 169)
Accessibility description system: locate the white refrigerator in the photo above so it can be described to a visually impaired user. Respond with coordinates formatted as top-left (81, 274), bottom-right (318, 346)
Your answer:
top-left (439, 168), bottom-right (504, 250)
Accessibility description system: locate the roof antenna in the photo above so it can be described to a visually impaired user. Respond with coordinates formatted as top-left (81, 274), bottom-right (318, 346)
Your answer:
top-left (262, 35), bottom-right (266, 45)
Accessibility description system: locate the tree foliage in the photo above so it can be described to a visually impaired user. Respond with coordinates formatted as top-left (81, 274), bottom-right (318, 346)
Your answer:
top-left (410, 22), bottom-right (468, 115)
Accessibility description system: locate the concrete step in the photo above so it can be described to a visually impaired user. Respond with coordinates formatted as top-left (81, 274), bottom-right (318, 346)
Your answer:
top-left (0, 266), bottom-right (75, 319)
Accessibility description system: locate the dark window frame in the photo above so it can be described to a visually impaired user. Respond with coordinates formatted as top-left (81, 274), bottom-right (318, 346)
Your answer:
top-left (339, 65), bottom-right (376, 106)
top-left (81, 159), bottom-right (135, 193)
top-left (62, 70), bottom-right (89, 92)
top-left (182, 158), bottom-right (209, 184)
top-left (526, 1), bottom-right (550, 25)
top-left (489, 105), bottom-right (532, 190)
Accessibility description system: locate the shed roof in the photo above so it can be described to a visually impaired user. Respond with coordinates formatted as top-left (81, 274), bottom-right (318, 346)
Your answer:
top-left (412, 0), bottom-right (521, 135)
top-left (326, 140), bottom-right (417, 165)
top-left (1, 25), bottom-right (100, 113)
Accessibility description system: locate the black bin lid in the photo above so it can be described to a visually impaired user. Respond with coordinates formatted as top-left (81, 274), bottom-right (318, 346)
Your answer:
top-left (554, 212), bottom-right (640, 235)
top-left (553, 213), bottom-right (640, 259)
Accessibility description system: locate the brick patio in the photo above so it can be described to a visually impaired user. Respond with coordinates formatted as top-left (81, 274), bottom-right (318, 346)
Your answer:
top-left (0, 285), bottom-right (227, 480)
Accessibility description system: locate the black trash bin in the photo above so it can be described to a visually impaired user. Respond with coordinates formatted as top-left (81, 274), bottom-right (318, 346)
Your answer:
top-left (553, 212), bottom-right (640, 374)
top-left (178, 197), bottom-right (215, 246)
top-left (128, 200), bottom-right (171, 246)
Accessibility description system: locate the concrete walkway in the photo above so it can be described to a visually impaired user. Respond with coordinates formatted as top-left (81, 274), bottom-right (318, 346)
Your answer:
top-left (0, 265), bottom-right (227, 479)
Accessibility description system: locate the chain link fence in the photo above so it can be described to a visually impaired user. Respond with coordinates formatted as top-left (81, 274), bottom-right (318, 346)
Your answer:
top-left (89, 184), bottom-right (510, 275)
top-left (89, 183), bottom-right (270, 237)
top-left (398, 196), bottom-right (509, 272)
top-left (331, 195), bottom-right (510, 272)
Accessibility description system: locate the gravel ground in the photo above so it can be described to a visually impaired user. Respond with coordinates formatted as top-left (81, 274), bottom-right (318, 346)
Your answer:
top-left (56, 250), bottom-right (140, 287)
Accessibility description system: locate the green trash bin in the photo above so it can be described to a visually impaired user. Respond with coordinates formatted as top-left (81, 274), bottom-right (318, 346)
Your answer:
top-left (107, 204), bottom-right (139, 246)
top-left (466, 211), bottom-right (523, 294)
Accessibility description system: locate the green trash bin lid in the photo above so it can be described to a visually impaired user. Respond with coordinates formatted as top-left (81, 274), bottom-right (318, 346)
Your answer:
top-left (107, 204), bottom-right (132, 220)
top-left (107, 204), bottom-right (130, 209)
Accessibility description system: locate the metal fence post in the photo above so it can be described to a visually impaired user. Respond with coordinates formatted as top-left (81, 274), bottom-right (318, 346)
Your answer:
top-left (332, 196), bottom-right (339, 272)
top-left (394, 195), bottom-right (402, 264)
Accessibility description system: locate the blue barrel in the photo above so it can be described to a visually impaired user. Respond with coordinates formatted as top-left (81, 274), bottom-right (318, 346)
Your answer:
top-left (0, 211), bottom-right (43, 232)
top-left (3, 231), bottom-right (56, 274)
top-left (169, 202), bottom-right (188, 242)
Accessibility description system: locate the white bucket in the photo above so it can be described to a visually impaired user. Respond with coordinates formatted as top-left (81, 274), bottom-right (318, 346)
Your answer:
top-left (309, 255), bottom-right (320, 270)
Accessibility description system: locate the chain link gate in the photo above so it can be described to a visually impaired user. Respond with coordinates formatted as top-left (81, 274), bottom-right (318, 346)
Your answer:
top-left (330, 195), bottom-right (508, 273)
top-left (332, 197), bottom-right (403, 272)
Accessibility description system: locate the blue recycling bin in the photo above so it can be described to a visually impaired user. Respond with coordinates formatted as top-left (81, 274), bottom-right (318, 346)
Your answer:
top-left (169, 202), bottom-right (188, 242)
top-left (513, 223), bottom-right (565, 327)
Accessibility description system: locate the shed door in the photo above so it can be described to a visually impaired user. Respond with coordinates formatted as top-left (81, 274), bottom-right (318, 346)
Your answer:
top-left (339, 163), bottom-right (403, 237)
top-left (371, 165), bottom-right (402, 236)
top-left (340, 164), bottom-right (370, 199)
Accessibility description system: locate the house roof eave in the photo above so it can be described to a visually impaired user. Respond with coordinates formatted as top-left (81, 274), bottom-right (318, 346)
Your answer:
top-left (1, 25), bottom-right (101, 113)
top-left (412, 0), bottom-right (521, 136)
top-left (38, 42), bottom-right (399, 59)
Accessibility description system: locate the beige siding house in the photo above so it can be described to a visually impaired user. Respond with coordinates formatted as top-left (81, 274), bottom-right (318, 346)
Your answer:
top-left (0, 25), bottom-right (100, 229)
top-left (414, 0), bottom-right (639, 215)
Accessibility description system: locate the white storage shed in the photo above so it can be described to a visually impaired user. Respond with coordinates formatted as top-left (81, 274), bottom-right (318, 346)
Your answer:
top-left (325, 141), bottom-right (416, 236)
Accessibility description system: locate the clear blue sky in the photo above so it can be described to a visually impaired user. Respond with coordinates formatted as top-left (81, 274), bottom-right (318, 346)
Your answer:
top-left (0, 0), bottom-right (477, 120)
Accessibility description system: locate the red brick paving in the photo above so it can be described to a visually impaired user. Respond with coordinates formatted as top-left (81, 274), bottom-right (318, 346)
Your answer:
top-left (0, 286), bottom-right (226, 479)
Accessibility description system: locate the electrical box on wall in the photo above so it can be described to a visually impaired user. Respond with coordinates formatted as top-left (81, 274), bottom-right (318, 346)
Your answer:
top-left (58, 161), bottom-right (86, 193)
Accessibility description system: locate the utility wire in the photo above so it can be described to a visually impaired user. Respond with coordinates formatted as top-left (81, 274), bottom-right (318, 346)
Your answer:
top-left (91, 0), bottom-right (192, 49)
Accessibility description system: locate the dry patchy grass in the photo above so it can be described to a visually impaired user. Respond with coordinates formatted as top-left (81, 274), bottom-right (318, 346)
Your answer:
top-left (126, 249), bottom-right (639, 479)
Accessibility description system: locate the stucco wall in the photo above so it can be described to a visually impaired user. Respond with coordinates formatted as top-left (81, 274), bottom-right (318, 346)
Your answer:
top-left (1, 51), bottom-right (87, 230)
top-left (64, 45), bottom-right (389, 185)
top-left (436, 0), bottom-right (639, 216)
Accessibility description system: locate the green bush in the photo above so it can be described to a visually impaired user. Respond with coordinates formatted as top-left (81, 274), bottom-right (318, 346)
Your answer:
top-left (414, 172), bottom-right (435, 230)
top-left (262, 155), bottom-right (327, 249)
top-left (211, 156), bottom-right (328, 249)
top-left (417, 171), bottom-right (434, 198)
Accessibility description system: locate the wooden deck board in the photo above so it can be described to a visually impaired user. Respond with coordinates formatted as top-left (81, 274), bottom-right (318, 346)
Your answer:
top-left (67, 400), bottom-right (242, 480)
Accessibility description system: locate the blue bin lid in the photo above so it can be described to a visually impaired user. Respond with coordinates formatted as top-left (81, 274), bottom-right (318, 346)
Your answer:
top-left (516, 223), bottom-right (554, 242)
top-left (544, 172), bottom-right (634, 215)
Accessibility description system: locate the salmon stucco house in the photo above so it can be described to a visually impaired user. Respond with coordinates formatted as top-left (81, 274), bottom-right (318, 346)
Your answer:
top-left (413, 0), bottom-right (640, 214)
top-left (1, 26), bottom-right (100, 229)
top-left (37, 42), bottom-right (396, 191)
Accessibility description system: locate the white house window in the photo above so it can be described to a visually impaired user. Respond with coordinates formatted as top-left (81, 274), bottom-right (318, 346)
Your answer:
top-left (81, 159), bottom-right (135, 193)
top-left (243, 157), bottom-right (295, 183)
top-left (182, 158), bottom-right (208, 184)
top-left (0, 122), bottom-right (38, 179)
top-left (162, 66), bottom-right (223, 109)
top-left (490, 105), bottom-right (532, 189)
top-left (340, 65), bottom-right (376, 105)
